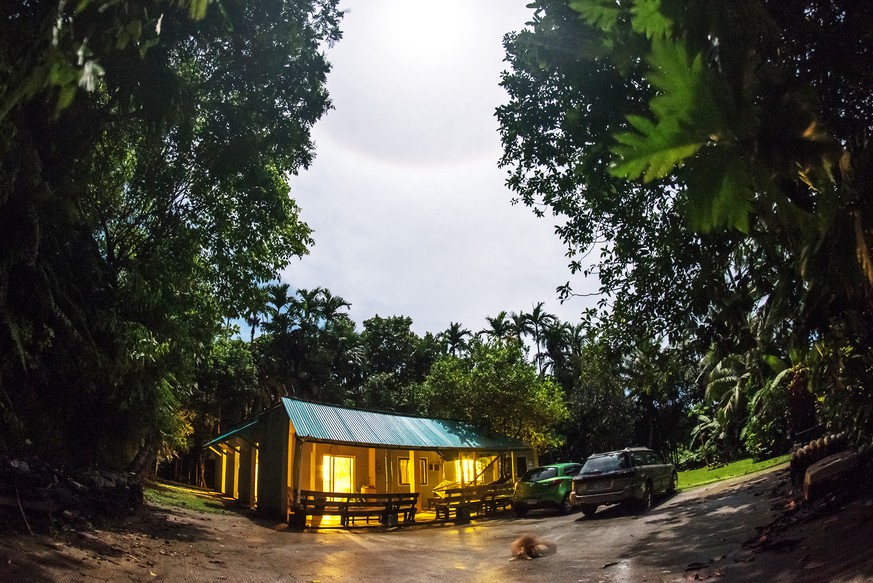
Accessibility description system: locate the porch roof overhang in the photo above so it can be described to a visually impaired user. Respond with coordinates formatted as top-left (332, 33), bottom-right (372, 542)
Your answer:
top-left (204, 419), bottom-right (258, 449)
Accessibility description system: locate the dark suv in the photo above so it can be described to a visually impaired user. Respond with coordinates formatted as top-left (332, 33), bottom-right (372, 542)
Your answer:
top-left (569, 447), bottom-right (677, 517)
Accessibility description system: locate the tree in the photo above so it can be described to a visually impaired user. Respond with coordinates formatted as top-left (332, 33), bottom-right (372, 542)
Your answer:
top-left (187, 334), bottom-right (263, 486)
top-left (440, 322), bottom-right (473, 357)
top-left (244, 287), bottom-right (271, 343)
top-left (509, 311), bottom-right (533, 344)
top-left (555, 337), bottom-right (635, 461)
top-left (499, 0), bottom-right (873, 444)
top-left (0, 0), bottom-right (342, 468)
top-left (420, 339), bottom-right (569, 452)
top-left (523, 302), bottom-right (557, 374)
top-left (479, 311), bottom-right (514, 342)
top-left (255, 286), bottom-right (357, 404)
top-left (359, 315), bottom-right (423, 412)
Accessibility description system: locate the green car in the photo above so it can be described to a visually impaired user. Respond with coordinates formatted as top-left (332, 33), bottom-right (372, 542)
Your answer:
top-left (512, 462), bottom-right (583, 516)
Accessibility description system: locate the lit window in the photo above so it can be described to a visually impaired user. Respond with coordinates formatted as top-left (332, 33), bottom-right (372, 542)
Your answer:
top-left (322, 455), bottom-right (354, 493)
top-left (419, 458), bottom-right (427, 485)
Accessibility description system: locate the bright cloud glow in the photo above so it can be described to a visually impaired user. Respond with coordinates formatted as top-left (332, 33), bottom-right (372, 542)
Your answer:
top-left (284, 0), bottom-right (600, 335)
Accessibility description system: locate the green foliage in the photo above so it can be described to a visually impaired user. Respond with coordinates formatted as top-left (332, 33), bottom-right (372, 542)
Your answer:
top-left (356, 315), bottom-right (430, 412)
top-left (499, 0), bottom-right (873, 460)
top-left (610, 40), bottom-right (713, 181)
top-left (420, 339), bottom-right (569, 452)
top-left (254, 285), bottom-right (360, 405)
top-left (555, 337), bottom-right (636, 460)
top-left (0, 0), bottom-right (342, 469)
top-left (630, 0), bottom-right (673, 40)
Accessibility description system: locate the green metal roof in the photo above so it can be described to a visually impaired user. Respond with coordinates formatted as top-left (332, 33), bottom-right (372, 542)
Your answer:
top-left (281, 398), bottom-right (529, 451)
top-left (204, 419), bottom-right (258, 448)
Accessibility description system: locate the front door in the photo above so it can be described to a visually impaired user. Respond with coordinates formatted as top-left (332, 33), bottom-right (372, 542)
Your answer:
top-left (322, 455), bottom-right (354, 493)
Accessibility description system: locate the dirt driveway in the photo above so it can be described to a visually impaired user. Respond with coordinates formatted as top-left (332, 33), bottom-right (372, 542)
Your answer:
top-left (3, 465), bottom-right (873, 582)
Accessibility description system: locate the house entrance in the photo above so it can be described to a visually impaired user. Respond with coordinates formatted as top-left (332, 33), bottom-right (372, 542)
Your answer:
top-left (322, 455), bottom-right (354, 493)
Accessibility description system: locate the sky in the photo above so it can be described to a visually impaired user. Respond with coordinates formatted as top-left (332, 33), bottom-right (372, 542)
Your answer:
top-left (284, 0), bottom-right (600, 336)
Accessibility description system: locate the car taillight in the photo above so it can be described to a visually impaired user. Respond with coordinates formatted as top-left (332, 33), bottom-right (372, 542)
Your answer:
top-left (545, 479), bottom-right (562, 488)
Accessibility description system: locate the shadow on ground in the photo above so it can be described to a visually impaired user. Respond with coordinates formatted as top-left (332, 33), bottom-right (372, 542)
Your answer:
top-left (624, 469), bottom-right (873, 582)
top-left (0, 490), bottom-right (244, 582)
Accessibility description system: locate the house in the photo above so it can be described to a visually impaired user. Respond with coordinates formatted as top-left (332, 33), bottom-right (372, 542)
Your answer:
top-left (205, 398), bottom-right (536, 519)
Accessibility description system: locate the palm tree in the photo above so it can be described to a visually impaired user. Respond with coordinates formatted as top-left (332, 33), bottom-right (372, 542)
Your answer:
top-left (541, 320), bottom-right (571, 376)
top-left (317, 288), bottom-right (352, 329)
top-left (509, 310), bottom-right (533, 344)
top-left (244, 286), bottom-right (270, 342)
top-left (524, 302), bottom-right (556, 373)
top-left (293, 287), bottom-right (322, 329)
top-left (699, 350), bottom-right (754, 457)
top-left (440, 322), bottom-right (472, 356)
top-left (566, 323), bottom-right (586, 356)
top-left (265, 282), bottom-right (292, 318)
top-left (262, 282), bottom-right (294, 333)
top-left (479, 311), bottom-right (513, 342)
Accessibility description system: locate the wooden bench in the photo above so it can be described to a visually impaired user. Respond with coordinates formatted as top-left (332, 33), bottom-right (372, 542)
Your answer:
top-left (290, 491), bottom-right (419, 528)
top-left (432, 483), bottom-right (514, 520)
top-left (432, 486), bottom-right (493, 520)
top-left (481, 483), bottom-right (514, 513)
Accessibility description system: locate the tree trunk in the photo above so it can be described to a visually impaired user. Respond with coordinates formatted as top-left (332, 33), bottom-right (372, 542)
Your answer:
top-left (195, 449), bottom-right (206, 488)
top-left (128, 436), bottom-right (158, 478)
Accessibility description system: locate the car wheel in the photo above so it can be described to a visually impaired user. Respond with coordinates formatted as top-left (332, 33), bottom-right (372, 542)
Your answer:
top-left (558, 493), bottom-right (573, 515)
top-left (668, 471), bottom-right (678, 493)
top-left (513, 503), bottom-right (529, 517)
top-left (638, 482), bottom-right (653, 511)
top-left (581, 504), bottom-right (597, 518)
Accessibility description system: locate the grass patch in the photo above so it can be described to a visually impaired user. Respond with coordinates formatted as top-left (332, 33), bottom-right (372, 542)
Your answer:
top-left (679, 454), bottom-right (790, 490)
top-left (144, 480), bottom-right (234, 515)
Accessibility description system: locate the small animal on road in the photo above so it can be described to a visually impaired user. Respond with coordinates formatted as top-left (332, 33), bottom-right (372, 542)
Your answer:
top-left (510, 534), bottom-right (553, 560)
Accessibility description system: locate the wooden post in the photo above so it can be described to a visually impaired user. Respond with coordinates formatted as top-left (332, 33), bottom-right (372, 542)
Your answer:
top-left (511, 451), bottom-right (517, 482)
top-left (387, 450), bottom-right (394, 493)
top-left (291, 437), bottom-right (304, 505)
top-left (288, 437), bottom-right (306, 529)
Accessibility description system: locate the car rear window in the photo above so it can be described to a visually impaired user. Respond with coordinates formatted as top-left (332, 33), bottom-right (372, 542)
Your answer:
top-left (581, 454), bottom-right (626, 474)
top-left (522, 467), bottom-right (557, 481)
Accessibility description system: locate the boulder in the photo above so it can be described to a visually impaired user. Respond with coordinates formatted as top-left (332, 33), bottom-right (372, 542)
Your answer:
top-left (803, 450), bottom-right (860, 503)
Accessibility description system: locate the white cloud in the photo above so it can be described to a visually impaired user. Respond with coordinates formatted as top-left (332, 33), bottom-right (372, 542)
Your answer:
top-left (284, 0), bottom-right (601, 335)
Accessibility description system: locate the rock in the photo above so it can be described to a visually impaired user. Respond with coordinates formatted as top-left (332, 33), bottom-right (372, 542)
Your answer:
top-left (0, 456), bottom-right (143, 533)
top-left (803, 450), bottom-right (860, 503)
top-left (82, 471), bottom-right (116, 490)
top-left (8, 460), bottom-right (29, 473)
top-left (67, 477), bottom-right (89, 494)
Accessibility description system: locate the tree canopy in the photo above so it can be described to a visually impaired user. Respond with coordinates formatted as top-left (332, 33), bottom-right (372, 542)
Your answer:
top-left (419, 339), bottom-right (569, 452)
top-left (498, 0), bottom-right (873, 448)
top-left (0, 0), bottom-right (341, 468)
